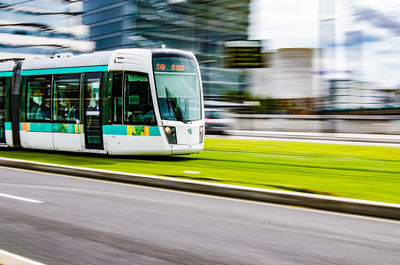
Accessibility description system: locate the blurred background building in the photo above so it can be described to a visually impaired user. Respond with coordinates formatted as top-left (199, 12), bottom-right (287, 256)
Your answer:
top-left (0, 0), bottom-right (398, 114)
top-left (0, 0), bottom-right (93, 60)
top-left (318, 0), bottom-right (400, 113)
top-left (82, 0), bottom-right (250, 99)
top-left (248, 48), bottom-right (320, 112)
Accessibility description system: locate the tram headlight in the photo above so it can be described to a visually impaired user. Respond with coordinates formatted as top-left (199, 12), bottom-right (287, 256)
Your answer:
top-left (199, 125), bottom-right (204, 143)
top-left (164, 126), bottom-right (177, 144)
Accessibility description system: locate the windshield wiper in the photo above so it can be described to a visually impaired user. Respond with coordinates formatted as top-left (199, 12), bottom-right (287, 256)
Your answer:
top-left (165, 86), bottom-right (187, 123)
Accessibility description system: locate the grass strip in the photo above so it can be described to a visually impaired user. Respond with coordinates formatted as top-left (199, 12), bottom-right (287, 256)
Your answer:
top-left (0, 138), bottom-right (399, 204)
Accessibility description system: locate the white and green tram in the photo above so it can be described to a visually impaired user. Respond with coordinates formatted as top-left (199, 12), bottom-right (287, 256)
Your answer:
top-left (0, 49), bottom-right (204, 155)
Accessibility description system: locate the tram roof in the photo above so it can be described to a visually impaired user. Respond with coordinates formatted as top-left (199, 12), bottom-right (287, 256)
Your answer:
top-left (0, 60), bottom-right (16, 72)
top-left (21, 50), bottom-right (114, 71)
top-left (1, 48), bottom-right (195, 72)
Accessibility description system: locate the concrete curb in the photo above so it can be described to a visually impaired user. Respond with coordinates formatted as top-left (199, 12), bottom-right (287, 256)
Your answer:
top-left (1, 157), bottom-right (399, 221)
top-left (0, 249), bottom-right (46, 265)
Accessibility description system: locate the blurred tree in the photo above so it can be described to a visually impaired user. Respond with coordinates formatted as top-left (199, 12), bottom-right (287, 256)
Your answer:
top-left (224, 89), bottom-right (253, 103)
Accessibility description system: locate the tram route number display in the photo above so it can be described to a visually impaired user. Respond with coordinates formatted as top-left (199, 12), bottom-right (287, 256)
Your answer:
top-left (156, 63), bottom-right (184, 72)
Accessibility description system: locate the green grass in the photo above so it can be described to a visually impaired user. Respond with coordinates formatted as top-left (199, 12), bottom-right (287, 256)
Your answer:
top-left (1, 138), bottom-right (400, 204)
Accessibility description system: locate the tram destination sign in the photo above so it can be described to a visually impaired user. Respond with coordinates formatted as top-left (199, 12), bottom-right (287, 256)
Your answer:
top-left (153, 57), bottom-right (196, 73)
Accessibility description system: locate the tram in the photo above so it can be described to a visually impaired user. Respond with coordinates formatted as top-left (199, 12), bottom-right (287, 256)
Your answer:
top-left (0, 48), bottom-right (204, 155)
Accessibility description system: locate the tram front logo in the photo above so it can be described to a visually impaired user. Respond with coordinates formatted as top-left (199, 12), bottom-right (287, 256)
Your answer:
top-left (188, 128), bottom-right (193, 135)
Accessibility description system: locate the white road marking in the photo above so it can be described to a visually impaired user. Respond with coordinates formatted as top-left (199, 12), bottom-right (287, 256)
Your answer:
top-left (0, 249), bottom-right (47, 265)
top-left (1, 166), bottom-right (399, 224)
top-left (0, 192), bottom-right (43, 203)
top-left (183, 170), bottom-right (200, 174)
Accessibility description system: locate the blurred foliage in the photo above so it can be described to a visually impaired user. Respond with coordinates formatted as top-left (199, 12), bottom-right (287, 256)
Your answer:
top-left (253, 98), bottom-right (289, 114)
top-left (224, 89), bottom-right (253, 103)
top-left (224, 90), bottom-right (288, 114)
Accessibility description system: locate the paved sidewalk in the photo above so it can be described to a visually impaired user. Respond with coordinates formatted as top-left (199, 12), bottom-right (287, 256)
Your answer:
top-left (226, 130), bottom-right (400, 144)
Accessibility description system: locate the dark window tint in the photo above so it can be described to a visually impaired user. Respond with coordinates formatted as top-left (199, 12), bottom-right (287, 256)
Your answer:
top-left (84, 72), bottom-right (103, 149)
top-left (0, 78), bottom-right (5, 142)
top-left (26, 75), bottom-right (52, 121)
top-left (124, 72), bottom-right (156, 125)
top-left (112, 72), bottom-right (123, 124)
top-left (0, 78), bottom-right (5, 110)
top-left (53, 74), bottom-right (80, 122)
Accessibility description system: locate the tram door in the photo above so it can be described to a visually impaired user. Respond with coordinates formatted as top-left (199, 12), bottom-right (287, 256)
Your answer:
top-left (0, 78), bottom-right (6, 144)
top-left (83, 72), bottom-right (103, 150)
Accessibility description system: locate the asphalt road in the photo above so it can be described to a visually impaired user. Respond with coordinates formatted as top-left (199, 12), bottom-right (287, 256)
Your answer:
top-left (1, 167), bottom-right (399, 265)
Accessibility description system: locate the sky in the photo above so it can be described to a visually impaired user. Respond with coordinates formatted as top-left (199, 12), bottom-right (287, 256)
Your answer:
top-left (249, 0), bottom-right (319, 49)
top-left (249, 0), bottom-right (400, 88)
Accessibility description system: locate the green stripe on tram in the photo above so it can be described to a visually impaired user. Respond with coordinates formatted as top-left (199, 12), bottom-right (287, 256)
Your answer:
top-left (16, 123), bottom-right (160, 136)
top-left (103, 125), bottom-right (161, 136)
top-left (21, 122), bottom-right (52, 132)
top-left (0, 72), bottom-right (13, 77)
top-left (21, 65), bottom-right (108, 76)
top-left (103, 125), bottom-right (127, 136)
top-left (5, 122), bottom-right (12, 130)
top-left (148, 126), bottom-right (162, 136)
top-left (19, 122), bottom-right (83, 133)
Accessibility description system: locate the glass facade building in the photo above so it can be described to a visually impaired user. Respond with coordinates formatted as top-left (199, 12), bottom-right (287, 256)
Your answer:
top-left (82, 0), bottom-right (250, 98)
top-left (0, 0), bottom-right (93, 59)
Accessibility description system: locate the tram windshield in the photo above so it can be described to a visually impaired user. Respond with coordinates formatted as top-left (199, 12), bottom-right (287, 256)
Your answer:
top-left (153, 56), bottom-right (201, 122)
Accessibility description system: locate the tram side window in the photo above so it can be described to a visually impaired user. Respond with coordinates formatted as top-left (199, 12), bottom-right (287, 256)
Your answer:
top-left (112, 72), bottom-right (123, 124)
top-left (26, 76), bottom-right (52, 121)
top-left (124, 72), bottom-right (156, 125)
top-left (0, 78), bottom-right (5, 141)
top-left (53, 74), bottom-right (80, 122)
top-left (0, 78), bottom-right (5, 111)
